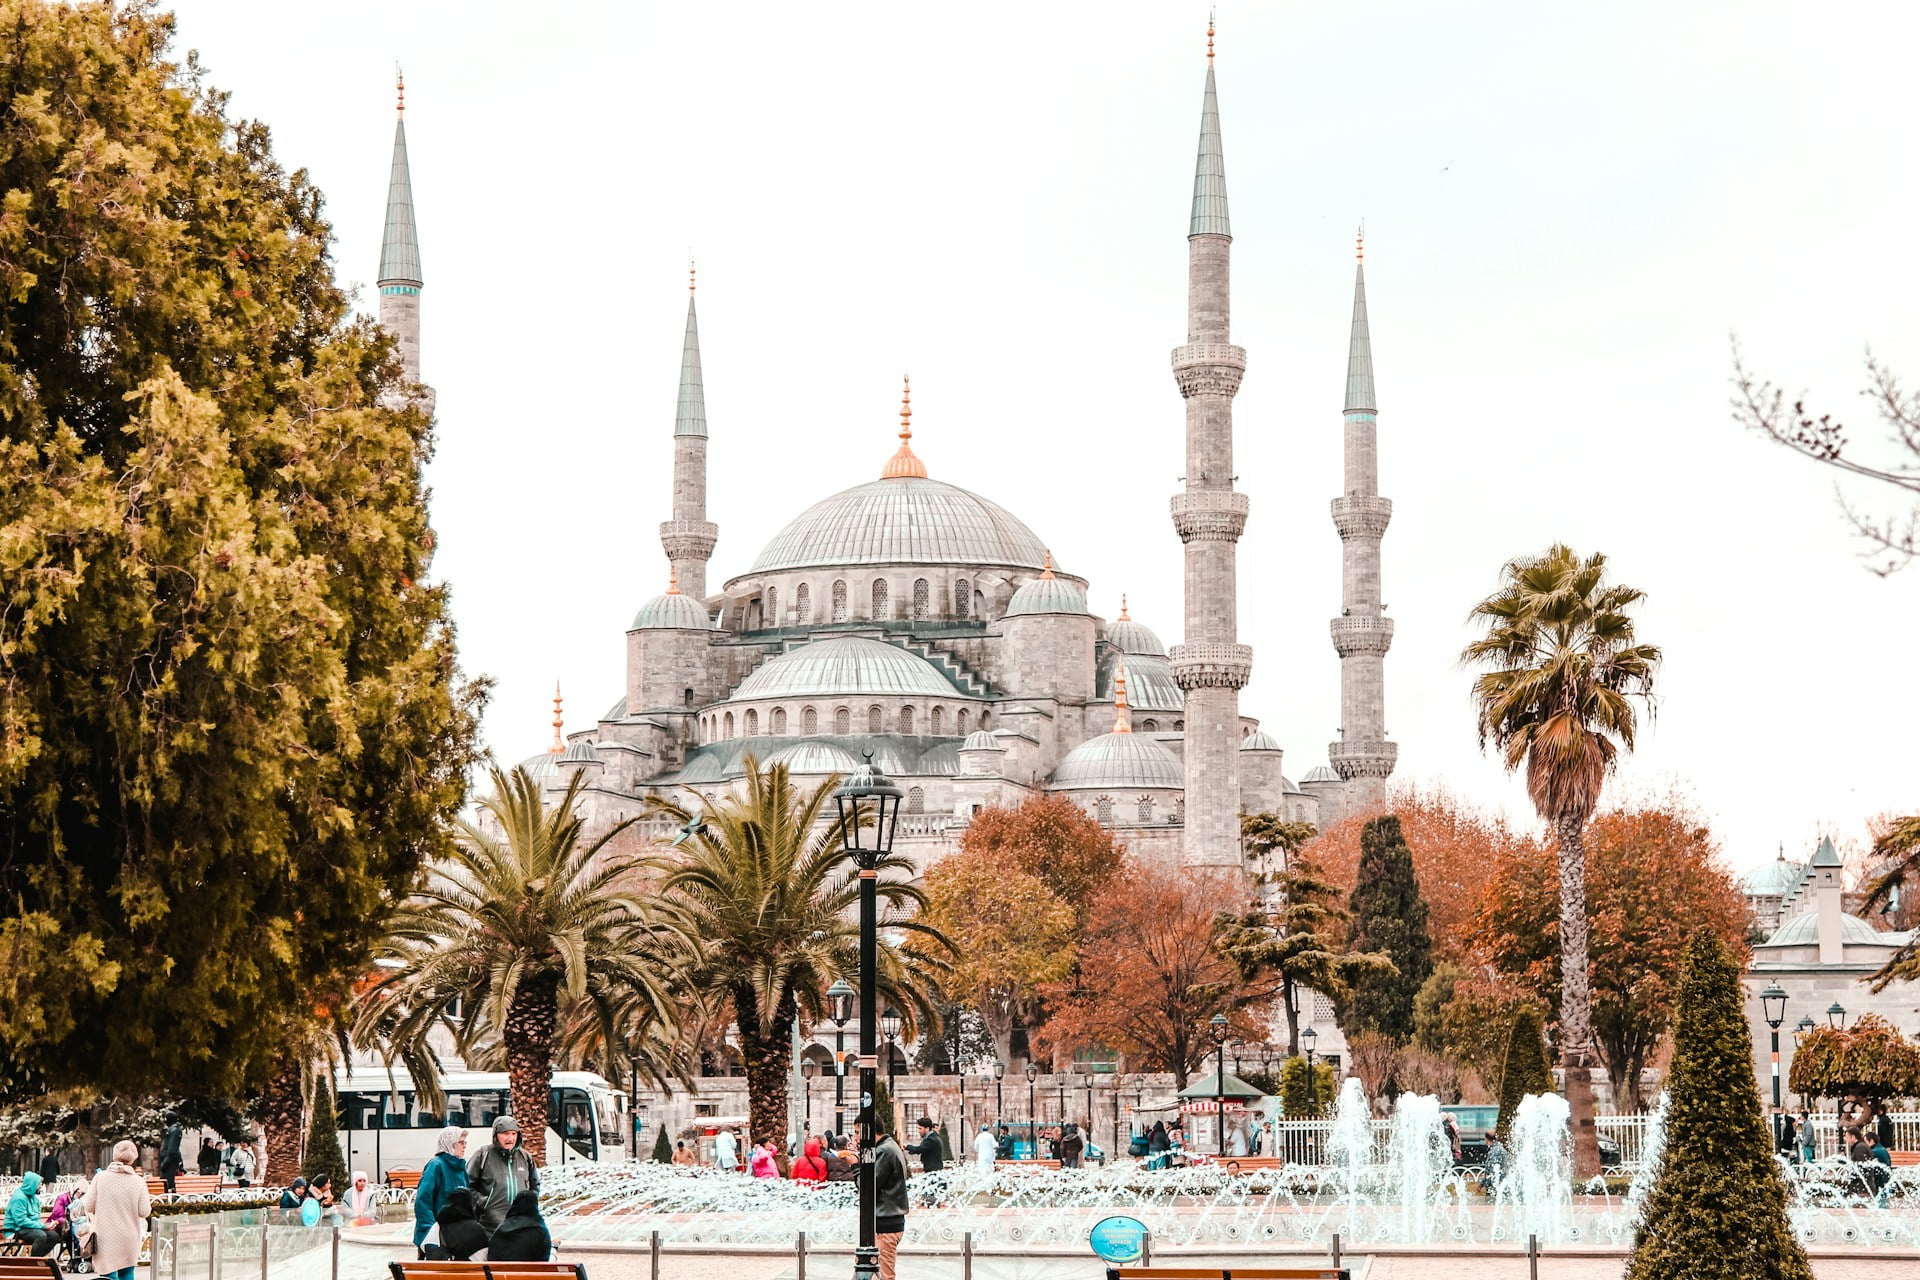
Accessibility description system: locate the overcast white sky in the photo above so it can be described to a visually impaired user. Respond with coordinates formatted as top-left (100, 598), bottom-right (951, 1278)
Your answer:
top-left (165, 1), bottom-right (1918, 877)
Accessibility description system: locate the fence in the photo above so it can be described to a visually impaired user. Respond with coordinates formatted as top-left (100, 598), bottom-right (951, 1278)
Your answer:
top-left (153, 1209), bottom-right (347, 1280)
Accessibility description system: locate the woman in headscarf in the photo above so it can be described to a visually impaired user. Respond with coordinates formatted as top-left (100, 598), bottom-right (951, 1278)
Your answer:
top-left (83, 1141), bottom-right (153, 1280)
top-left (429, 1188), bottom-right (490, 1261)
top-left (412, 1126), bottom-right (470, 1253)
top-left (485, 1190), bottom-right (550, 1262)
top-left (1146, 1120), bottom-right (1171, 1169)
top-left (343, 1171), bottom-right (378, 1223)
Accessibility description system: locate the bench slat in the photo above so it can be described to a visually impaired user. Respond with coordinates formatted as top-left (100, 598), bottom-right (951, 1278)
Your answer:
top-left (1110, 1270), bottom-right (1349, 1279)
top-left (389, 1264), bottom-right (586, 1280)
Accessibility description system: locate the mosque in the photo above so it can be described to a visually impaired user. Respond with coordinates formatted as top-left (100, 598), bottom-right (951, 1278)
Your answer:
top-left (376, 34), bottom-right (1400, 869)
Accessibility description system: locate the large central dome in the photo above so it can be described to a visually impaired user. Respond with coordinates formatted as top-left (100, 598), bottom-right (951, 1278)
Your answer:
top-left (747, 476), bottom-right (1050, 575)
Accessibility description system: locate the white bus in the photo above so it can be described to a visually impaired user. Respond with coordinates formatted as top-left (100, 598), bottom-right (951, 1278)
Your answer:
top-left (334, 1068), bottom-right (628, 1179)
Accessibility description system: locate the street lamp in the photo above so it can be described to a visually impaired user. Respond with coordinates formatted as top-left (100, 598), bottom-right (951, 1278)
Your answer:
top-left (1794, 1015), bottom-right (1816, 1109)
top-left (1209, 1013), bottom-right (1229, 1157)
top-left (993, 1060), bottom-right (1006, 1127)
top-left (1302, 1025), bottom-right (1320, 1119)
top-left (801, 1059), bottom-right (818, 1127)
top-left (832, 756), bottom-right (903, 1280)
top-left (881, 1006), bottom-right (903, 1090)
top-left (1025, 1062), bottom-right (1039, 1158)
top-left (1828, 1002), bottom-right (1847, 1030)
top-left (1759, 982), bottom-right (1788, 1110)
top-left (827, 979), bottom-right (855, 1137)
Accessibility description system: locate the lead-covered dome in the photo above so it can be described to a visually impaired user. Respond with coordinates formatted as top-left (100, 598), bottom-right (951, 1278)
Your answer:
top-left (731, 635), bottom-right (961, 700)
top-left (1106, 596), bottom-right (1167, 657)
top-left (1050, 732), bottom-right (1183, 790)
top-left (747, 476), bottom-right (1050, 575)
top-left (632, 591), bottom-right (713, 630)
top-left (1005, 575), bottom-right (1088, 617)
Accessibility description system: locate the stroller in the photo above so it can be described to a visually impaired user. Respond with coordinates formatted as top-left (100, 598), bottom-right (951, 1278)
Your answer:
top-left (47, 1188), bottom-right (92, 1275)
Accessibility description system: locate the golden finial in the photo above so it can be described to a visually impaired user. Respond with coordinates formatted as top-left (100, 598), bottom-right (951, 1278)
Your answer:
top-left (1118, 593), bottom-right (1131, 620)
top-left (396, 66), bottom-right (405, 115)
top-left (549, 681), bottom-right (564, 754)
top-left (1041, 551), bottom-right (1056, 580)
top-left (1207, 12), bottom-right (1215, 63)
top-left (689, 252), bottom-right (696, 294)
top-left (666, 565), bottom-right (682, 595)
top-left (1113, 664), bottom-right (1133, 734)
top-left (1356, 222), bottom-right (1364, 262)
top-left (880, 374), bottom-right (927, 479)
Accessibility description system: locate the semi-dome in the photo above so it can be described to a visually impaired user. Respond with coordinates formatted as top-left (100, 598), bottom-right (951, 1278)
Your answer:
top-left (1051, 732), bottom-right (1183, 790)
top-left (746, 476), bottom-right (1049, 575)
top-left (731, 635), bottom-right (961, 701)
top-left (1005, 569), bottom-right (1088, 617)
top-left (764, 741), bottom-right (865, 774)
top-left (1240, 730), bottom-right (1284, 752)
top-left (632, 591), bottom-right (712, 630)
top-left (1757, 911), bottom-right (1900, 949)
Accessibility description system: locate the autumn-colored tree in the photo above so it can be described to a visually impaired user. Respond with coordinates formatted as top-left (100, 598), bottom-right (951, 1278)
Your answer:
top-left (960, 793), bottom-right (1124, 914)
top-left (922, 849), bottom-right (1076, 1065)
top-left (1864, 813), bottom-right (1920, 970)
top-left (1420, 968), bottom-right (1532, 1104)
top-left (1474, 802), bottom-right (1748, 1110)
top-left (1302, 788), bottom-right (1522, 966)
top-left (1037, 861), bottom-right (1266, 1087)
top-left (1787, 1014), bottom-right (1920, 1104)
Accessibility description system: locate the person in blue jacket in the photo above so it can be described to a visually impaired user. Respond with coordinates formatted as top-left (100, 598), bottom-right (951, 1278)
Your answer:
top-left (413, 1127), bottom-right (470, 1253)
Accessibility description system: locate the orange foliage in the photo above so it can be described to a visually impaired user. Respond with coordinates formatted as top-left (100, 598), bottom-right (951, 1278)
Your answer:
top-left (958, 792), bottom-right (1124, 914)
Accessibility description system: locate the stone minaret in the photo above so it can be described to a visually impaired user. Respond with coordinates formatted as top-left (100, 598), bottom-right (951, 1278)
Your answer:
top-left (378, 71), bottom-right (427, 405)
top-left (1328, 231), bottom-right (1397, 812)
top-left (659, 261), bottom-right (718, 600)
top-left (1169, 25), bottom-right (1252, 869)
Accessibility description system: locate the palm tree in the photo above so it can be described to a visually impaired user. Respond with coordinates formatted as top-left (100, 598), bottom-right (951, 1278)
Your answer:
top-left (353, 764), bottom-right (685, 1164)
top-left (1462, 544), bottom-right (1660, 1177)
top-left (646, 757), bottom-right (948, 1148)
top-left (1865, 814), bottom-right (1920, 987)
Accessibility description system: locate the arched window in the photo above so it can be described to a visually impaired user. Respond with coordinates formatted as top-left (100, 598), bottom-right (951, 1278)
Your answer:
top-left (974, 589), bottom-right (986, 618)
top-left (802, 706), bottom-right (819, 735)
top-left (1095, 795), bottom-right (1115, 825)
top-left (723, 711), bottom-right (734, 739)
top-left (772, 707), bottom-right (788, 735)
top-left (957, 708), bottom-right (971, 735)
top-left (748, 598), bottom-right (764, 630)
top-left (1173, 719), bottom-right (1185, 731)
top-left (872, 579), bottom-right (889, 620)
top-left (767, 586), bottom-right (779, 624)
top-left (832, 580), bottom-right (848, 622)
top-left (979, 709), bottom-right (991, 730)
top-left (1141, 718), bottom-right (1159, 732)
top-left (868, 705), bottom-right (884, 734)
top-left (899, 706), bottom-right (915, 734)
top-left (684, 688), bottom-right (696, 707)
top-left (907, 786), bottom-right (925, 814)
top-left (1137, 795), bottom-right (1155, 823)
top-left (930, 706), bottom-right (944, 735)
top-left (745, 709), bottom-right (759, 736)
top-left (795, 583), bottom-right (812, 623)
top-left (954, 579), bottom-right (970, 619)
top-left (912, 579), bottom-right (930, 620)
top-left (834, 706), bottom-right (851, 735)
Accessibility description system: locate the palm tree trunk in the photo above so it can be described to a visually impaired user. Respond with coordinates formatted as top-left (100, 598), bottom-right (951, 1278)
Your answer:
top-left (504, 971), bottom-right (560, 1166)
top-left (734, 984), bottom-right (797, 1153)
top-left (260, 1055), bottom-right (307, 1186)
top-left (1555, 813), bottom-right (1603, 1178)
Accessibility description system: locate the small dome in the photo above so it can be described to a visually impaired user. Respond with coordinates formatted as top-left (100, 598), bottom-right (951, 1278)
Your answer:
top-left (1280, 775), bottom-right (1307, 796)
top-left (632, 591), bottom-right (712, 630)
top-left (1005, 569), bottom-right (1089, 618)
top-left (1301, 765), bottom-right (1341, 784)
top-left (1741, 857), bottom-right (1802, 897)
top-left (514, 751), bottom-right (562, 786)
top-left (561, 739), bottom-right (601, 764)
top-left (961, 730), bottom-right (1002, 751)
top-left (603, 694), bottom-right (629, 721)
top-left (764, 741), bottom-right (865, 775)
top-left (732, 636), bottom-right (961, 701)
top-left (1240, 730), bottom-right (1284, 752)
top-left (1757, 911), bottom-right (1898, 949)
top-left (1051, 732), bottom-right (1183, 790)
top-left (1107, 595), bottom-right (1167, 657)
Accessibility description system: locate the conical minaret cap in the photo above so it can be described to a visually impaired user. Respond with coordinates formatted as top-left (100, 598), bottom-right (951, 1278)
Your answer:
top-left (1189, 46), bottom-right (1231, 238)
top-left (675, 263), bottom-right (707, 438)
top-left (1345, 230), bottom-right (1376, 414)
top-left (378, 73), bottom-right (422, 288)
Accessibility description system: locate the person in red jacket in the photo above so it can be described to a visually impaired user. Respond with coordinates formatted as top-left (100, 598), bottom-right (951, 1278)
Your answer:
top-left (789, 1137), bottom-right (829, 1185)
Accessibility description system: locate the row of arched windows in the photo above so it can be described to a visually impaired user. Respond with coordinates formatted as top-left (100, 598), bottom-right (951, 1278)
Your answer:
top-left (700, 704), bottom-right (993, 742)
top-left (1090, 794), bottom-right (1186, 827)
top-left (746, 575), bottom-right (997, 628)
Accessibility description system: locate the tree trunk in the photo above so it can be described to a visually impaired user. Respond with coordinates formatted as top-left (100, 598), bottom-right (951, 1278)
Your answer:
top-left (1281, 978), bottom-right (1301, 1055)
top-left (735, 984), bottom-right (797, 1151)
top-left (1555, 813), bottom-right (1603, 1179)
top-left (260, 1054), bottom-right (307, 1187)
top-left (504, 971), bottom-right (560, 1167)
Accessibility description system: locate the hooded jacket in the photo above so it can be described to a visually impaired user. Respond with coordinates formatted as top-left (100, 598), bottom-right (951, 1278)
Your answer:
top-left (467, 1117), bottom-right (539, 1232)
top-left (790, 1138), bottom-right (828, 1184)
top-left (413, 1151), bottom-right (470, 1247)
top-left (4, 1171), bottom-right (43, 1236)
top-left (432, 1188), bottom-right (491, 1261)
top-left (485, 1190), bottom-right (550, 1262)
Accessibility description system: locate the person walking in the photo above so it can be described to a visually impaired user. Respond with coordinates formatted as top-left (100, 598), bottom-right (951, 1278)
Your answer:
top-left (824, 1133), bottom-right (858, 1183)
top-left (1146, 1121), bottom-right (1171, 1171)
top-left (904, 1118), bottom-right (945, 1173)
top-left (714, 1127), bottom-right (739, 1173)
top-left (37, 1150), bottom-right (61, 1186)
top-left (157, 1124), bottom-right (185, 1195)
top-left (973, 1123), bottom-right (997, 1173)
top-left (4, 1170), bottom-right (53, 1256)
top-left (228, 1141), bottom-right (256, 1189)
top-left (467, 1117), bottom-right (538, 1234)
top-left (486, 1191), bottom-right (552, 1262)
top-left (995, 1126), bottom-right (1015, 1161)
top-left (413, 1126), bottom-right (470, 1252)
top-left (83, 1140), bottom-right (152, 1280)
top-left (1797, 1110), bottom-right (1817, 1164)
top-left (872, 1128), bottom-right (909, 1280)
top-left (197, 1138), bottom-right (223, 1178)
top-left (1060, 1122), bottom-right (1086, 1169)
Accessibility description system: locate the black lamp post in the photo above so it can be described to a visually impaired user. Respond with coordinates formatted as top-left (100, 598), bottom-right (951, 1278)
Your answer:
top-left (1827, 1002), bottom-right (1847, 1030)
top-left (1759, 982), bottom-right (1787, 1110)
top-left (1302, 1025), bottom-right (1320, 1119)
top-left (1794, 1016), bottom-right (1815, 1109)
top-left (801, 1059), bottom-right (818, 1128)
top-left (827, 978), bottom-right (854, 1137)
top-left (993, 1060), bottom-right (1006, 1127)
top-left (832, 757), bottom-right (902, 1280)
top-left (1024, 1062), bottom-right (1039, 1157)
top-left (881, 1006), bottom-right (903, 1091)
top-left (1209, 1013), bottom-right (1229, 1157)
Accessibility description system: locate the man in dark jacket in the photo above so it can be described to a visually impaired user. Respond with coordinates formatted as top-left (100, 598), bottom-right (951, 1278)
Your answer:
top-left (467, 1115), bottom-right (540, 1232)
top-left (995, 1125), bottom-right (1015, 1160)
top-left (904, 1117), bottom-right (944, 1172)
top-left (872, 1130), bottom-right (909, 1280)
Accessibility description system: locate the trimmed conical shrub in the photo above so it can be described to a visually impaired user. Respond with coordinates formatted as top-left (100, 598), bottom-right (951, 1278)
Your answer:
top-left (302, 1081), bottom-right (351, 1191)
top-left (1625, 931), bottom-right (1812, 1280)
top-left (1496, 1005), bottom-right (1553, 1140)
top-left (651, 1125), bottom-right (673, 1162)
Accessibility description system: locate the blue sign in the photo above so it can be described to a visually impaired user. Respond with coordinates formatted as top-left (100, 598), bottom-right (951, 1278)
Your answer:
top-left (299, 1198), bottom-right (322, 1228)
top-left (1088, 1215), bottom-right (1147, 1264)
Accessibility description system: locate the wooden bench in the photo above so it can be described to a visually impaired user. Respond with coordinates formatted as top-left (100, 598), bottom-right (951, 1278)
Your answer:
top-left (1213, 1156), bottom-right (1287, 1171)
top-left (149, 1173), bottom-right (224, 1196)
top-left (0, 1258), bottom-right (64, 1280)
top-left (387, 1167), bottom-right (424, 1190)
top-left (1891, 1150), bottom-right (1920, 1168)
top-left (1108, 1270), bottom-right (1348, 1280)
top-left (389, 1264), bottom-right (586, 1280)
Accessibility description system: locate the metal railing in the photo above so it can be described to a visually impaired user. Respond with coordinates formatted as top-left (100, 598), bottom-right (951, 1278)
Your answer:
top-left (154, 1209), bottom-right (343, 1280)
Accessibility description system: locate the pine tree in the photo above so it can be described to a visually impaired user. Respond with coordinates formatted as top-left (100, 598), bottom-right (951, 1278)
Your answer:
top-left (301, 1083), bottom-right (350, 1192)
top-left (1344, 816), bottom-right (1433, 1041)
top-left (1278, 1056), bottom-right (1337, 1117)
top-left (1496, 1005), bottom-right (1554, 1140)
top-left (651, 1126), bottom-right (673, 1163)
top-left (1626, 932), bottom-right (1813, 1280)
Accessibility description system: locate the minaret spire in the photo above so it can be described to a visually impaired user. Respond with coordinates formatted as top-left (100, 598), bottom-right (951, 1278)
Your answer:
top-left (549, 682), bottom-right (565, 754)
top-left (1170, 28), bottom-right (1252, 868)
top-left (377, 67), bottom-right (426, 396)
top-left (1327, 231), bottom-right (1397, 816)
top-left (881, 375), bottom-right (928, 479)
top-left (659, 259), bottom-right (718, 599)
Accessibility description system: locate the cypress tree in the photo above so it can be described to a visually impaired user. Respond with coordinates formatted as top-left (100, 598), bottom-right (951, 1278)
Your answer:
top-left (869, 1078), bottom-right (897, 1139)
top-left (1626, 932), bottom-right (1813, 1280)
top-left (651, 1126), bottom-right (673, 1163)
top-left (1496, 1005), bottom-right (1554, 1140)
top-left (301, 1082), bottom-right (350, 1191)
top-left (1344, 815), bottom-right (1433, 1041)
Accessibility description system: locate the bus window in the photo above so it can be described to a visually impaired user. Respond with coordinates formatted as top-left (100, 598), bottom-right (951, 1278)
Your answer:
top-left (441, 1091), bottom-right (508, 1129)
top-left (383, 1093), bottom-right (414, 1128)
top-left (339, 1093), bottom-right (383, 1131)
top-left (594, 1090), bottom-right (625, 1146)
top-left (552, 1088), bottom-right (596, 1161)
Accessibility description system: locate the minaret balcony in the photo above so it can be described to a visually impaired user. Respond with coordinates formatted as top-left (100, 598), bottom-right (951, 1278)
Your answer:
top-left (1331, 496), bottom-right (1392, 539)
top-left (1329, 615), bottom-right (1395, 657)
top-left (659, 519), bottom-right (719, 561)
top-left (1329, 740), bottom-right (1398, 779)
top-left (1170, 491), bottom-right (1249, 543)
top-left (1169, 642), bottom-right (1253, 691)
top-left (1170, 342), bottom-right (1247, 399)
